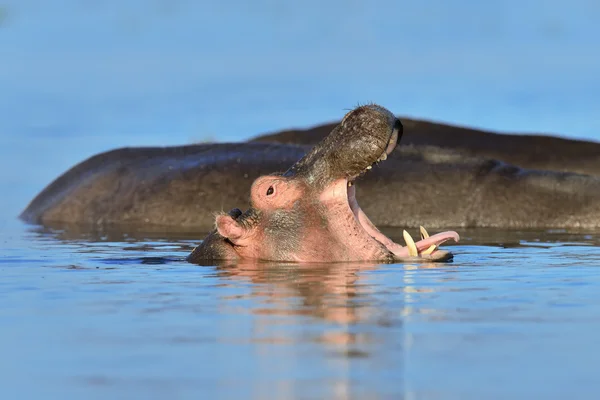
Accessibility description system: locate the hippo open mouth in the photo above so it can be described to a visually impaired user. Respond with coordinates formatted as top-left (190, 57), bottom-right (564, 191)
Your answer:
top-left (188, 104), bottom-right (459, 264)
top-left (336, 124), bottom-right (460, 262)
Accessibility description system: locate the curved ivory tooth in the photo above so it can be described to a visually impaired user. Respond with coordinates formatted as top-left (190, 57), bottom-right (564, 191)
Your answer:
top-left (421, 245), bottom-right (437, 255)
top-left (403, 230), bottom-right (419, 257)
top-left (419, 226), bottom-right (429, 240)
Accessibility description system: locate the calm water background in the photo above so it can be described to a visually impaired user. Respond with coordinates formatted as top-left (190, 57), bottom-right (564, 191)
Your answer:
top-left (1, 1), bottom-right (600, 399)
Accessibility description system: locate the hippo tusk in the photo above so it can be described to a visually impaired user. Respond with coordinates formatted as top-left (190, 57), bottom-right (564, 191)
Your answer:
top-left (403, 230), bottom-right (419, 257)
top-left (420, 244), bottom-right (437, 255)
top-left (419, 226), bottom-right (437, 255)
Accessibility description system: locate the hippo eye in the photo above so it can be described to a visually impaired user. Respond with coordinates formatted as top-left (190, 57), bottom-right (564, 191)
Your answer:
top-left (266, 186), bottom-right (274, 196)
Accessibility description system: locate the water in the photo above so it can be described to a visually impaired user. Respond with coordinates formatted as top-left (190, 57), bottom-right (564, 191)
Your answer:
top-left (2, 1), bottom-right (600, 398)
top-left (2, 220), bottom-right (600, 399)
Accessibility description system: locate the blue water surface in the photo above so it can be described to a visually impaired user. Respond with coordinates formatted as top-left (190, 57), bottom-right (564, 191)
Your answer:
top-left (1, 1), bottom-right (600, 399)
top-left (2, 220), bottom-right (600, 399)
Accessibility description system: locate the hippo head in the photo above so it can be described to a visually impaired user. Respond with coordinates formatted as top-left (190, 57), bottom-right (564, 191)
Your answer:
top-left (188, 104), bottom-right (459, 264)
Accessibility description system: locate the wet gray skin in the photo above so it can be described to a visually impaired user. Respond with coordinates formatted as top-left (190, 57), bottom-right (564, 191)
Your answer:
top-left (254, 117), bottom-right (600, 177)
top-left (281, 104), bottom-right (401, 189)
top-left (20, 105), bottom-right (600, 235)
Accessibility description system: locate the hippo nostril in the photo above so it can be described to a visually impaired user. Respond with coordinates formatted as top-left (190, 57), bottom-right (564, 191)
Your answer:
top-left (266, 186), bottom-right (274, 196)
top-left (228, 208), bottom-right (243, 219)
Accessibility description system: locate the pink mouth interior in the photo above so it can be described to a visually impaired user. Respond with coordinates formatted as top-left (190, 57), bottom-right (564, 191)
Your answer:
top-left (347, 184), bottom-right (459, 258)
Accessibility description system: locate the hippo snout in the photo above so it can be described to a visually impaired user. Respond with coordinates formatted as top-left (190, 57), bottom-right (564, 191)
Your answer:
top-left (284, 104), bottom-right (402, 187)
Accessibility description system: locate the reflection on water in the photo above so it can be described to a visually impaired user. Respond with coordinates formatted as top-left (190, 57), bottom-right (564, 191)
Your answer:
top-left (1, 223), bottom-right (600, 398)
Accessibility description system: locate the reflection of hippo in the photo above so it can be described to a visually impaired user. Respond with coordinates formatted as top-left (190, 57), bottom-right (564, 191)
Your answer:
top-left (212, 260), bottom-right (384, 325)
top-left (188, 105), bottom-right (459, 263)
top-left (20, 104), bottom-right (600, 235)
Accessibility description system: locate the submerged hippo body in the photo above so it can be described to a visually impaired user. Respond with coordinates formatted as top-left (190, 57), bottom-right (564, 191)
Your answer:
top-left (21, 105), bottom-right (600, 239)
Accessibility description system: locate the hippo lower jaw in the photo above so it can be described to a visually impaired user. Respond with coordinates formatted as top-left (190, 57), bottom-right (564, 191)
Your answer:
top-left (344, 180), bottom-right (460, 262)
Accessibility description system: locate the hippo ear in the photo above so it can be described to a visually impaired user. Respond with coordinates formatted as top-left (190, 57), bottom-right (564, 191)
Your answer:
top-left (215, 215), bottom-right (244, 241)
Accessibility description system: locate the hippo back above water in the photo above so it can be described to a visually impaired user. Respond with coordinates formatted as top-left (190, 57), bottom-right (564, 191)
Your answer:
top-left (20, 103), bottom-right (600, 246)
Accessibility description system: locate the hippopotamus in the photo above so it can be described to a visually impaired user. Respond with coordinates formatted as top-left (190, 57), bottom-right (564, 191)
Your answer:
top-left (187, 105), bottom-right (459, 263)
top-left (20, 104), bottom-right (600, 235)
